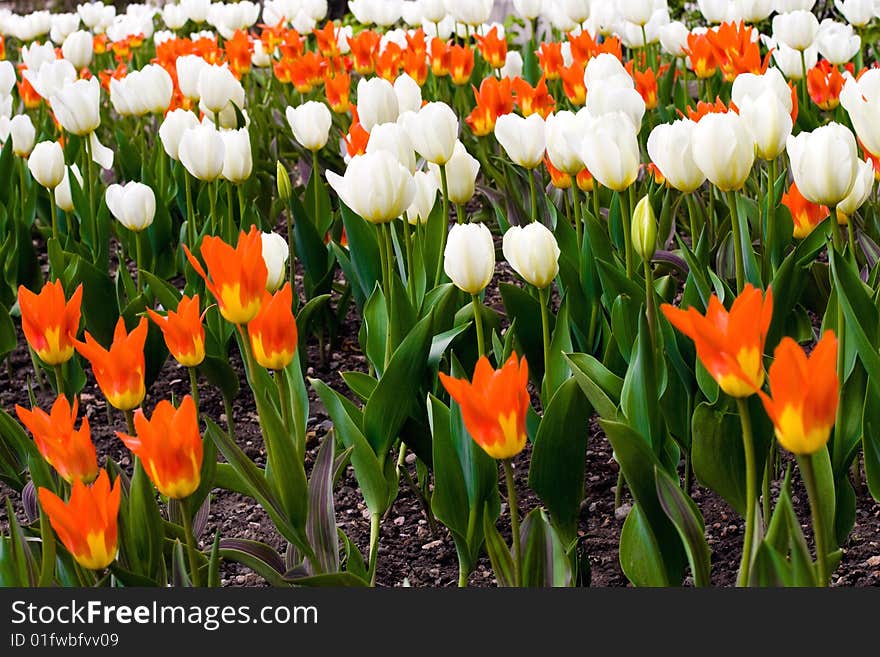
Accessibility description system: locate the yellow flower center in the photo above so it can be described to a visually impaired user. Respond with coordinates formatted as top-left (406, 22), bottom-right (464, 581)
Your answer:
top-left (775, 405), bottom-right (832, 456)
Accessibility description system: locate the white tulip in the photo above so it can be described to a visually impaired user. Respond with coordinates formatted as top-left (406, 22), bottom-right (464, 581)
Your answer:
top-left (545, 111), bottom-right (584, 175)
top-left (731, 67), bottom-right (792, 115)
top-left (787, 122), bottom-right (858, 206)
top-left (692, 112), bottom-right (755, 192)
top-left (261, 232), bottom-right (290, 292)
top-left (619, 0), bottom-right (655, 26)
top-left (502, 223), bottom-right (561, 289)
top-left (766, 39), bottom-right (817, 80)
top-left (500, 51), bottom-right (524, 80)
top-left (840, 70), bottom-right (880, 158)
top-left (159, 108), bottom-right (200, 161)
top-left (646, 119), bottom-right (706, 193)
top-left (402, 101), bottom-right (458, 165)
top-left (197, 64), bottom-right (245, 114)
top-left (513, 0), bottom-right (544, 20)
top-left (429, 140), bottom-right (480, 205)
top-left (176, 55), bottom-right (209, 101)
top-left (772, 10), bottom-right (819, 51)
top-left (28, 141), bottom-right (65, 189)
top-left (356, 77), bottom-right (399, 132)
top-left (21, 42), bottom-right (56, 74)
top-left (697, 0), bottom-right (729, 22)
top-left (584, 53), bottom-right (632, 90)
top-left (10, 114), bottom-right (36, 156)
top-left (445, 0), bottom-right (493, 25)
top-left (55, 164), bottom-right (83, 213)
top-left (444, 222), bottom-right (495, 294)
top-left (405, 170), bottom-right (439, 225)
top-left (815, 19), bottom-right (860, 65)
top-left (286, 101), bottom-right (332, 152)
top-left (50, 77), bottom-right (101, 136)
top-left (393, 73), bottom-right (422, 115)
top-left (737, 91), bottom-right (792, 161)
top-left (367, 122), bottom-right (417, 173)
top-left (579, 112), bottom-right (641, 192)
top-left (837, 159), bottom-right (874, 219)
top-left (327, 150), bottom-right (416, 224)
top-left (584, 82), bottom-right (646, 129)
top-left (659, 21), bottom-right (689, 56)
top-left (495, 114), bottom-right (546, 170)
top-left (61, 30), bottom-right (93, 69)
top-left (220, 128), bottom-right (253, 184)
top-left (24, 59), bottom-right (76, 101)
top-left (178, 122), bottom-right (226, 182)
top-left (834, 0), bottom-right (873, 26)
top-left (0, 61), bottom-right (15, 97)
top-left (106, 182), bottom-right (156, 232)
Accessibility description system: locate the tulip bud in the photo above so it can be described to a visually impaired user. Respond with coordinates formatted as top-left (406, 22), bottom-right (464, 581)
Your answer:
top-left (277, 161), bottom-right (292, 202)
top-left (159, 108), bottom-right (200, 161)
top-left (632, 195), bottom-right (657, 262)
top-left (405, 171), bottom-right (439, 225)
top-left (772, 10), bottom-right (819, 51)
top-left (28, 141), bottom-right (65, 189)
top-left (176, 55), bottom-right (209, 101)
top-left (55, 164), bottom-right (83, 213)
top-left (356, 77), bottom-right (399, 132)
top-left (197, 63), bottom-right (245, 115)
top-left (646, 120), bottom-right (705, 193)
top-left (261, 232), bottom-right (290, 292)
top-left (285, 101), bottom-right (332, 152)
top-left (444, 223), bottom-right (495, 294)
top-left (545, 111), bottom-right (584, 175)
top-left (219, 127), bottom-right (253, 184)
top-left (61, 30), bottom-right (94, 70)
top-left (787, 122), bottom-right (858, 206)
top-left (401, 101), bottom-right (459, 165)
top-left (692, 112), bottom-right (756, 192)
top-left (105, 182), bottom-right (156, 232)
top-left (178, 122), bottom-right (225, 182)
top-left (10, 114), bottom-right (35, 156)
top-left (579, 111), bottom-right (641, 192)
top-left (502, 223), bottom-right (561, 289)
top-left (494, 113), bottom-right (546, 169)
top-left (50, 77), bottom-right (101, 136)
top-left (393, 73), bottom-right (422, 115)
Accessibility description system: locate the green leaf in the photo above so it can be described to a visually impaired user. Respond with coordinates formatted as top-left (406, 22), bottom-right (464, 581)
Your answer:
top-left (520, 508), bottom-right (572, 587)
top-left (564, 352), bottom-right (622, 420)
top-left (219, 538), bottom-right (289, 587)
top-left (619, 504), bottom-right (669, 587)
top-left (654, 466), bottom-right (711, 587)
top-left (123, 458), bottom-right (165, 579)
top-left (306, 433), bottom-right (339, 575)
top-left (528, 378), bottom-right (590, 544)
top-left (692, 401), bottom-right (746, 516)
top-left (499, 282), bottom-right (553, 383)
top-left (482, 505), bottom-right (515, 587)
top-left (339, 204), bottom-right (381, 305)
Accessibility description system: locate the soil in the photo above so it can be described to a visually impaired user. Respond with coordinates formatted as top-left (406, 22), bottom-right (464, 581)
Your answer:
top-left (1, 236), bottom-right (880, 588)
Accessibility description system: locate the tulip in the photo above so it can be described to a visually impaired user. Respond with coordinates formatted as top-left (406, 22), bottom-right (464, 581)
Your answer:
top-left (105, 182), bottom-right (156, 232)
top-left (184, 226), bottom-right (268, 324)
top-left (220, 127), bottom-right (253, 184)
top-left (10, 114), bottom-right (35, 156)
top-left (834, 0), bottom-right (873, 26)
top-left (429, 140), bottom-right (480, 205)
top-left (583, 82), bottom-right (646, 131)
top-left (402, 101), bottom-right (459, 165)
top-left (405, 171), bottom-right (439, 225)
top-left (583, 53), bottom-right (631, 90)
top-left (327, 150), bottom-right (415, 224)
top-left (438, 353), bottom-right (530, 460)
top-left (117, 396), bottom-right (203, 499)
top-left (248, 283), bottom-right (298, 371)
top-left (840, 71), bottom-right (880, 159)
top-left (146, 295), bottom-right (206, 368)
top-left (38, 469), bottom-right (121, 570)
top-left (356, 77), bottom-right (399, 132)
top-left (737, 91), bottom-right (792, 161)
top-left (731, 67), bottom-right (793, 116)
top-left (28, 141), bottom-right (65, 189)
top-left (659, 21), bottom-right (690, 56)
top-left (393, 73), bottom-right (422, 115)
top-left (836, 158), bottom-right (874, 222)
top-left (646, 120), bottom-right (706, 193)
top-left (815, 19), bottom-right (859, 66)
top-left (772, 10), bottom-right (819, 51)
top-left (502, 223), bottom-right (560, 290)
top-left (767, 39), bottom-right (817, 80)
top-left (55, 164), bottom-right (83, 213)
top-left (18, 281), bottom-right (82, 366)
top-left (16, 395), bottom-right (97, 485)
top-left (579, 111), bottom-right (641, 192)
top-left (787, 122), bottom-right (858, 207)
top-left (366, 121), bottom-right (416, 173)
top-left (49, 77), bottom-right (101, 136)
top-left (24, 59), bottom-right (76, 102)
top-left (159, 108), bottom-right (200, 161)
top-left (444, 222), bottom-right (495, 295)
top-left (513, 0), bottom-right (544, 20)
top-left (261, 232), bottom-right (290, 292)
top-left (562, 0), bottom-right (591, 23)
top-left (178, 122), bottom-right (225, 182)
top-left (446, 0), bottom-right (493, 25)
top-left (544, 111), bottom-right (584, 175)
top-left (0, 61), bottom-right (15, 97)
top-left (619, 0), bottom-right (654, 26)
top-left (197, 63), bottom-right (245, 115)
top-left (176, 55), bottom-right (209, 101)
top-left (632, 195), bottom-right (657, 262)
top-left (75, 317), bottom-right (149, 411)
top-left (781, 182), bottom-right (829, 239)
top-left (494, 113), bottom-right (545, 170)
top-left (500, 51), bottom-right (524, 80)
top-left (61, 30), bottom-right (93, 69)
top-left (662, 284), bottom-right (772, 398)
top-left (286, 101), bottom-right (332, 152)
top-left (692, 111), bottom-right (755, 192)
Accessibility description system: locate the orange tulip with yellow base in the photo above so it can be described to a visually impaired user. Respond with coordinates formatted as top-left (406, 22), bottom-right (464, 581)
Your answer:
top-left (184, 226), bottom-right (268, 325)
top-left (759, 332), bottom-right (839, 456)
top-left (661, 284), bottom-right (773, 398)
top-left (249, 283), bottom-right (298, 371)
top-left (38, 469), bottom-right (121, 570)
top-left (116, 395), bottom-right (203, 500)
top-left (18, 281), bottom-right (83, 366)
top-left (438, 353), bottom-right (530, 460)
top-left (16, 395), bottom-right (98, 485)
top-left (75, 317), bottom-right (148, 411)
top-left (147, 294), bottom-right (206, 367)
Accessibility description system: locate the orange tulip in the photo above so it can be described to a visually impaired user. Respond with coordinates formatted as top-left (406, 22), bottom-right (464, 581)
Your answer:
top-left (685, 96), bottom-right (732, 122)
top-left (248, 283), bottom-right (298, 370)
top-left (759, 332), bottom-right (839, 455)
top-left (465, 76), bottom-right (514, 136)
top-left (627, 61), bottom-right (668, 111)
top-left (116, 395), bottom-right (203, 499)
top-left (18, 281), bottom-right (83, 366)
top-left (513, 76), bottom-right (555, 118)
top-left (402, 47), bottom-right (428, 86)
top-left (344, 116), bottom-right (370, 157)
top-left (429, 37), bottom-right (451, 77)
top-left (537, 42), bottom-right (565, 81)
top-left (568, 29), bottom-right (600, 64)
top-left (376, 42), bottom-right (402, 82)
top-left (439, 353), bottom-right (530, 460)
top-left (224, 30), bottom-right (252, 77)
top-left (576, 168), bottom-right (595, 193)
top-left (324, 71), bottom-right (351, 113)
top-left (448, 44), bottom-right (474, 86)
top-left (560, 62), bottom-right (586, 106)
top-left (662, 285), bottom-right (773, 398)
top-left (38, 469), bottom-right (121, 570)
top-left (545, 156), bottom-right (572, 189)
top-left (313, 22), bottom-right (341, 58)
top-left (184, 226), bottom-right (268, 325)
top-left (807, 60), bottom-right (847, 111)
top-left (16, 395), bottom-right (97, 485)
top-left (475, 26), bottom-right (507, 69)
top-left (289, 51), bottom-right (325, 93)
top-left (684, 33), bottom-right (717, 79)
top-left (781, 181), bottom-right (829, 239)
top-left (348, 30), bottom-right (380, 75)
top-left (76, 317), bottom-right (148, 411)
top-left (17, 74), bottom-right (42, 109)
top-left (706, 21), bottom-right (770, 80)
top-left (146, 294), bottom-right (206, 367)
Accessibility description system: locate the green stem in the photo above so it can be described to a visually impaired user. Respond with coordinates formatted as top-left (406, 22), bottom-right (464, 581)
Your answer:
top-left (765, 158), bottom-right (778, 277)
top-left (226, 182), bottom-right (234, 239)
top-left (379, 223), bottom-right (394, 371)
top-left (19, 159), bottom-right (27, 224)
top-left (798, 453), bottom-right (830, 586)
top-left (209, 180), bottom-right (218, 235)
top-left (538, 286), bottom-right (551, 390)
top-left (403, 219), bottom-right (414, 303)
top-left (188, 366), bottom-right (200, 418)
top-left (180, 500), bottom-right (202, 587)
top-left (619, 190), bottom-right (634, 279)
top-left (134, 230), bottom-right (144, 294)
top-left (48, 188), bottom-right (58, 242)
top-left (735, 397), bottom-right (758, 587)
top-left (643, 258), bottom-right (656, 349)
top-left (368, 512), bottom-right (381, 587)
top-left (53, 363), bottom-right (65, 400)
top-left (312, 150), bottom-right (320, 219)
top-left (830, 205), bottom-right (843, 249)
top-left (84, 134), bottom-right (96, 252)
top-left (237, 184), bottom-right (246, 231)
top-left (847, 218), bottom-right (857, 259)
top-left (528, 169), bottom-right (538, 223)
top-left (274, 370), bottom-right (292, 439)
top-left (572, 186), bottom-right (583, 251)
top-left (184, 171), bottom-right (196, 248)
top-left (503, 459), bottom-right (521, 587)
top-left (434, 164), bottom-right (450, 287)
top-left (592, 185), bottom-right (600, 223)
top-left (472, 294), bottom-right (485, 358)
top-left (455, 203), bottom-right (466, 224)
top-left (124, 409), bottom-right (136, 435)
top-left (726, 190), bottom-right (745, 292)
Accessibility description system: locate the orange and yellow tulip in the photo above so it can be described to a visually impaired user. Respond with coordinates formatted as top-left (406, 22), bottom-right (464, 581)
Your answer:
top-left (19, 281), bottom-right (83, 366)
top-left (76, 317), bottom-right (148, 411)
top-left (439, 353), bottom-right (530, 460)
top-left (782, 181), bottom-right (829, 239)
top-left (38, 469), bottom-right (121, 570)
top-left (560, 62), bottom-right (587, 106)
top-left (324, 71), bottom-right (351, 113)
top-left (248, 283), bottom-right (298, 371)
top-left (759, 332), bottom-right (838, 455)
top-left (662, 285), bottom-right (773, 398)
top-left (537, 42), bottom-right (564, 81)
top-left (16, 395), bottom-right (98, 485)
top-left (448, 45), bottom-right (474, 86)
top-left (116, 395), bottom-right (203, 499)
top-left (184, 226), bottom-right (268, 325)
top-left (348, 30), bottom-right (380, 75)
top-left (513, 76), bottom-right (555, 118)
top-left (146, 294), bottom-right (206, 368)
top-left (807, 60), bottom-right (847, 111)
top-left (429, 37), bottom-right (451, 77)
top-left (475, 26), bottom-right (507, 69)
